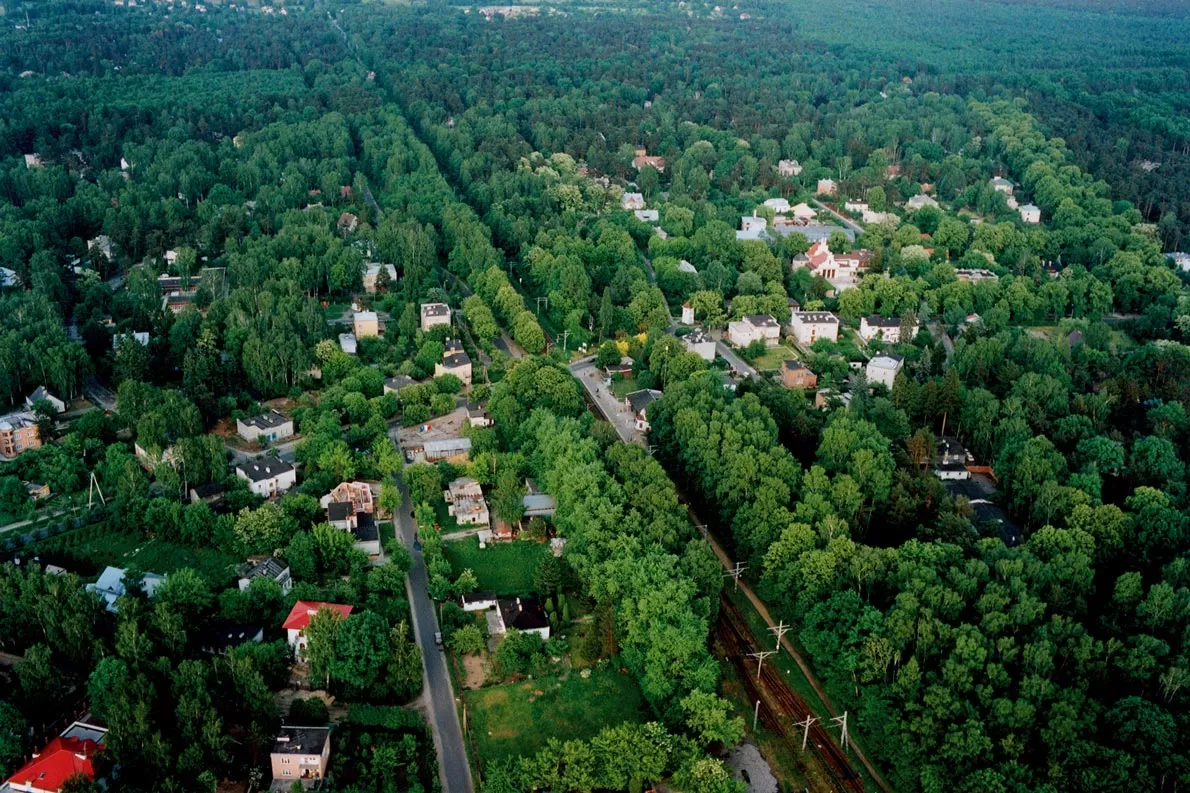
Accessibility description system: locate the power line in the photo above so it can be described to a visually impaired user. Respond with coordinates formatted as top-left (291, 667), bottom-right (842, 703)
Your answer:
top-left (748, 649), bottom-right (776, 684)
top-left (831, 711), bottom-right (850, 750)
top-left (769, 620), bottom-right (791, 649)
top-left (724, 560), bottom-right (748, 591)
top-left (794, 714), bottom-right (819, 751)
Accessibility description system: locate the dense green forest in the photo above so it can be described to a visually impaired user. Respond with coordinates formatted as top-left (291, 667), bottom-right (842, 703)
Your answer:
top-left (0, 0), bottom-right (1188, 791)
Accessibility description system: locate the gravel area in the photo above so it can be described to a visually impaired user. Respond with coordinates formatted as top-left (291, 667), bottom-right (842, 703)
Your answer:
top-left (725, 740), bottom-right (779, 793)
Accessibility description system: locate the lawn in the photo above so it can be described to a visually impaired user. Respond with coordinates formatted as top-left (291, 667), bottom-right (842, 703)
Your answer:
top-left (432, 500), bottom-right (460, 533)
top-left (122, 540), bottom-right (241, 588)
top-left (464, 667), bottom-right (647, 761)
top-left (443, 536), bottom-right (545, 595)
top-left (751, 344), bottom-right (800, 371)
top-left (609, 374), bottom-right (638, 400)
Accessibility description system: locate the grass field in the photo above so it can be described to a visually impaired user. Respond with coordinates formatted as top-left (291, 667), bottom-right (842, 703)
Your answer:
top-left (609, 374), bottom-right (638, 400)
top-left (464, 667), bottom-right (647, 761)
top-left (751, 344), bottom-right (800, 371)
top-left (443, 536), bottom-right (545, 595)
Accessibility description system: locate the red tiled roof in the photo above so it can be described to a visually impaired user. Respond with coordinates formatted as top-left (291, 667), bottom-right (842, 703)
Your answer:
top-left (282, 601), bottom-right (353, 631)
top-left (806, 241), bottom-right (833, 269)
top-left (632, 155), bottom-right (666, 170)
top-left (7, 737), bottom-right (101, 792)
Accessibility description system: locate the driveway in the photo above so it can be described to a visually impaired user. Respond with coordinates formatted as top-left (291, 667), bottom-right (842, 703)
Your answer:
top-left (389, 427), bottom-right (474, 793)
top-left (809, 197), bottom-right (864, 236)
top-left (567, 357), bottom-right (644, 446)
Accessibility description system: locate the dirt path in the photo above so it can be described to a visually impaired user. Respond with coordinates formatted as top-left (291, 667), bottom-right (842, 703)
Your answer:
top-left (697, 514), bottom-right (894, 793)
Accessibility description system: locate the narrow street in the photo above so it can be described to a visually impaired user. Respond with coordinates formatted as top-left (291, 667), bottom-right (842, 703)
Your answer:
top-left (714, 338), bottom-right (760, 381)
top-left (567, 356), bottom-right (645, 446)
top-left (387, 425), bottom-right (475, 793)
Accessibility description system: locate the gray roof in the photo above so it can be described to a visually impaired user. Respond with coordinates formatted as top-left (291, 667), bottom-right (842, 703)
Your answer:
top-left (864, 315), bottom-right (901, 327)
top-left (783, 359), bottom-right (808, 372)
top-left (421, 302), bottom-right (450, 317)
top-left (385, 375), bottom-right (416, 391)
top-left (745, 314), bottom-right (779, 328)
top-left (237, 458), bottom-right (294, 482)
top-left (523, 494), bottom-right (557, 514)
top-left (327, 502), bottom-right (353, 521)
top-left (627, 389), bottom-right (663, 416)
top-left (423, 437), bottom-right (472, 454)
top-left (273, 726), bottom-right (330, 756)
top-left (243, 557), bottom-right (288, 582)
top-left (685, 328), bottom-right (713, 345)
top-left (793, 311), bottom-right (839, 324)
top-left (443, 351), bottom-right (471, 368)
top-left (241, 410), bottom-right (288, 430)
top-left (353, 512), bottom-right (379, 542)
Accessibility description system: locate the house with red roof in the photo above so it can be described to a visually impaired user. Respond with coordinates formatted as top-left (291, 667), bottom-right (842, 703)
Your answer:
top-left (5, 721), bottom-right (106, 793)
top-left (283, 601), bottom-right (353, 655)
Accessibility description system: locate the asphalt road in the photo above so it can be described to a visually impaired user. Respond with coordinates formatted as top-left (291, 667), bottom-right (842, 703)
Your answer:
top-left (714, 339), bottom-right (760, 381)
top-left (567, 357), bottom-right (644, 445)
top-left (389, 427), bottom-right (474, 793)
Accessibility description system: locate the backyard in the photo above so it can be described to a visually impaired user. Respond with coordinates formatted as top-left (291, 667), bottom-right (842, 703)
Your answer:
top-left (443, 536), bottom-right (545, 595)
top-left (463, 666), bottom-right (647, 762)
top-left (750, 344), bottom-right (801, 372)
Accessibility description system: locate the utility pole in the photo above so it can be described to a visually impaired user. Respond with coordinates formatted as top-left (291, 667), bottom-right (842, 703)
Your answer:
top-left (769, 620), bottom-right (791, 650)
top-left (795, 714), bottom-right (819, 751)
top-left (748, 649), bottom-right (776, 684)
top-left (831, 711), bottom-right (849, 749)
top-left (753, 699), bottom-right (761, 731)
top-left (724, 561), bottom-right (748, 591)
top-left (535, 296), bottom-right (549, 316)
top-left (87, 471), bottom-right (105, 510)
top-left (558, 330), bottom-right (570, 352)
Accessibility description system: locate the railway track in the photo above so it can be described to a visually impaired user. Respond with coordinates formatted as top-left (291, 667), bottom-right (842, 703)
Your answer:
top-left (716, 595), bottom-right (865, 793)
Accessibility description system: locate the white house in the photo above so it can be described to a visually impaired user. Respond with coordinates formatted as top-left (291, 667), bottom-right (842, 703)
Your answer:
top-left (681, 301), bottom-right (695, 325)
top-left (237, 410), bottom-right (294, 444)
top-left (25, 386), bottom-right (66, 414)
top-left (1019, 204), bottom-right (1041, 224)
top-left (728, 315), bottom-right (781, 347)
top-left (763, 198), bottom-right (791, 214)
top-left (791, 242), bottom-right (873, 293)
top-left (789, 311), bottom-right (840, 346)
top-left (859, 315), bottom-right (917, 344)
top-left (461, 591), bottom-right (499, 612)
top-left (933, 437), bottom-right (972, 481)
top-left (954, 268), bottom-right (999, 283)
top-left (740, 214), bottom-right (768, 233)
top-left (362, 263), bottom-right (398, 293)
top-left (420, 302), bottom-right (452, 332)
top-left (86, 566), bottom-right (165, 613)
top-left (844, 200), bottom-right (869, 214)
top-left (283, 601), bottom-right (352, 655)
top-left (684, 328), bottom-right (717, 361)
top-left (112, 331), bottom-right (150, 349)
top-left (492, 597), bottom-right (551, 641)
top-left (338, 333), bottom-right (358, 355)
top-left (816, 179), bottom-right (837, 196)
top-left (634, 209), bottom-right (660, 222)
top-left (777, 159), bottom-right (802, 177)
top-left (906, 194), bottom-right (939, 211)
top-left (990, 177), bottom-right (1014, 195)
top-left (790, 202), bottom-right (818, 221)
top-left (24, 153), bottom-right (43, 169)
top-left (625, 389), bottom-right (663, 432)
top-left (0, 267), bottom-right (20, 289)
top-left (236, 458), bottom-right (296, 498)
top-left (445, 477), bottom-right (490, 527)
top-left (1168, 252), bottom-right (1190, 272)
top-left (88, 235), bottom-right (114, 260)
top-left (866, 354), bottom-right (904, 389)
top-left (239, 557), bottom-right (293, 595)
top-left (620, 192), bottom-right (646, 211)
top-left (863, 210), bottom-right (899, 224)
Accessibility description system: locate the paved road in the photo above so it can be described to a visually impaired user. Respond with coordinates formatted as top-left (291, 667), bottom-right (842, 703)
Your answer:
top-left (224, 437), bottom-right (301, 465)
top-left (567, 357), bottom-right (644, 445)
top-left (713, 339), bottom-right (760, 381)
top-left (809, 197), bottom-right (865, 236)
top-left (389, 427), bottom-right (474, 793)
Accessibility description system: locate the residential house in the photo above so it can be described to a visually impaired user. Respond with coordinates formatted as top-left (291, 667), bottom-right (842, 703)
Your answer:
top-left (859, 315), bottom-right (917, 344)
top-left (467, 402), bottom-right (492, 427)
top-left (384, 375), bottom-right (416, 395)
top-left (198, 622), bottom-right (264, 655)
top-left (844, 200), bottom-right (869, 214)
top-left (933, 437), bottom-right (972, 481)
top-left (603, 356), bottom-right (634, 376)
top-left (112, 331), bottom-right (150, 349)
top-left (338, 333), bottom-right (358, 355)
top-left (23, 153), bottom-right (43, 169)
top-left (523, 493), bottom-right (557, 519)
top-left (788, 311), bottom-right (840, 346)
top-left (0, 267), bottom-right (20, 289)
top-left (727, 315), bottom-right (781, 347)
top-left (25, 386), bottom-right (66, 414)
top-left (777, 159), bottom-right (802, 177)
top-left (763, 198), bottom-right (791, 214)
top-left (237, 410), bottom-right (294, 444)
top-left (632, 155), bottom-right (666, 172)
top-left (4, 722), bottom-right (107, 793)
top-left (235, 458), bottom-right (296, 498)
top-left (625, 389), bottom-right (663, 432)
top-left (238, 557), bottom-right (293, 595)
top-left (1019, 204), bottom-right (1041, 224)
top-left (353, 311), bottom-right (379, 338)
top-left (337, 212), bottom-right (360, 233)
top-left (351, 512), bottom-right (381, 556)
top-left (634, 209), bottom-right (660, 222)
top-left (620, 192), bottom-right (646, 211)
top-left (461, 591), bottom-right (498, 612)
top-left (816, 179), bottom-right (837, 196)
top-left (270, 725), bottom-right (332, 785)
top-left (188, 482), bottom-right (225, 506)
top-left (362, 263), bottom-right (397, 293)
top-left (283, 601), bottom-right (353, 655)
top-left (740, 214), bottom-right (768, 234)
top-left (435, 345), bottom-right (473, 387)
top-left (684, 328), bottom-right (717, 361)
top-left (781, 360), bottom-right (818, 390)
top-left (990, 177), bottom-right (1014, 194)
top-left (790, 241), bottom-right (872, 292)
top-left (0, 412), bottom-right (41, 460)
top-left (866, 354), bottom-right (904, 389)
top-left (24, 482), bottom-right (50, 501)
top-left (321, 481), bottom-right (374, 516)
top-left (954, 268), bottom-right (999, 283)
top-left (87, 566), bottom-right (164, 613)
top-left (906, 194), bottom-right (939, 211)
top-left (420, 302), bottom-right (452, 332)
top-left (863, 209), bottom-right (899, 224)
top-left (87, 236), bottom-right (114, 260)
top-left (445, 477), bottom-right (490, 527)
top-left (492, 597), bottom-right (551, 641)
top-left (1167, 252), bottom-right (1190, 272)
